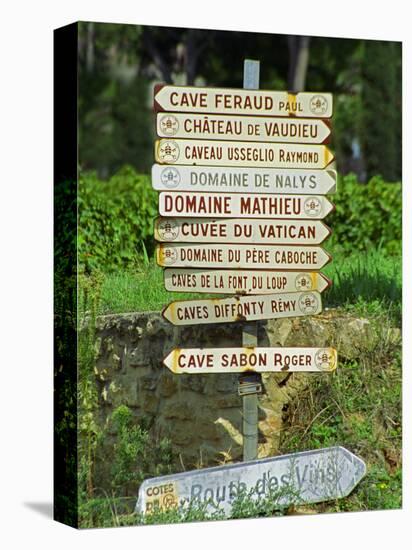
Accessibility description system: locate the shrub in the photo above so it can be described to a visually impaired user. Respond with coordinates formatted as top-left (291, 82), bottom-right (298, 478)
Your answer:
top-left (329, 174), bottom-right (401, 255)
top-left (78, 166), bottom-right (158, 273)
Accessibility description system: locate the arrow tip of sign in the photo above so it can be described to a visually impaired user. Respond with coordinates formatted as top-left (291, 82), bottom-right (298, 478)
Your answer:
top-left (162, 303), bottom-right (173, 324)
top-left (319, 273), bottom-right (333, 293)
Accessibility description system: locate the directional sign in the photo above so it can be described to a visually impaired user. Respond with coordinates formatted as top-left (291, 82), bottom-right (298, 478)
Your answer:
top-left (156, 243), bottom-right (331, 270)
top-left (155, 139), bottom-right (334, 169)
top-left (164, 346), bottom-right (337, 373)
top-left (157, 113), bottom-right (331, 143)
top-left (155, 218), bottom-right (331, 246)
top-left (159, 192), bottom-right (334, 219)
top-left (136, 446), bottom-right (365, 516)
top-left (154, 85), bottom-right (333, 118)
top-left (151, 165), bottom-right (337, 195)
top-left (162, 291), bottom-right (323, 326)
top-left (164, 269), bottom-right (331, 295)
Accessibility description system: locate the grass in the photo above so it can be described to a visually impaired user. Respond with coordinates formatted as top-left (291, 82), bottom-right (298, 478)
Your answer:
top-left (279, 340), bottom-right (402, 513)
top-left (78, 245), bottom-right (402, 525)
top-left (84, 247), bottom-right (401, 324)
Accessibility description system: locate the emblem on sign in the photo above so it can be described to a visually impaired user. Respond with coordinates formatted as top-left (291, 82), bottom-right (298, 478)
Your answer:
top-left (160, 167), bottom-right (181, 188)
top-left (295, 273), bottom-right (313, 291)
top-left (304, 196), bottom-right (323, 217)
top-left (298, 292), bottom-right (319, 314)
top-left (310, 95), bottom-right (329, 115)
top-left (159, 115), bottom-right (179, 136)
top-left (158, 246), bottom-right (178, 265)
top-left (315, 348), bottom-right (337, 371)
top-left (158, 140), bottom-right (180, 163)
top-left (157, 219), bottom-right (179, 241)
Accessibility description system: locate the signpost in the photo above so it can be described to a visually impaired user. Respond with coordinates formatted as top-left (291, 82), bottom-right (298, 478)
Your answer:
top-left (162, 291), bottom-right (323, 326)
top-left (154, 84), bottom-right (333, 118)
top-left (163, 268), bottom-right (331, 295)
top-left (155, 139), bottom-right (334, 169)
top-left (151, 164), bottom-right (337, 195)
top-left (136, 446), bottom-right (366, 516)
top-left (155, 217), bottom-right (332, 245)
top-left (139, 60), bottom-right (356, 518)
top-left (159, 192), bottom-right (334, 219)
top-left (156, 243), bottom-right (331, 270)
top-left (157, 112), bottom-right (331, 143)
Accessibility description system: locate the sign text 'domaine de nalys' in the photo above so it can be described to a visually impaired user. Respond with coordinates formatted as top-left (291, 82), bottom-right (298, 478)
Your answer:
top-left (152, 164), bottom-right (337, 195)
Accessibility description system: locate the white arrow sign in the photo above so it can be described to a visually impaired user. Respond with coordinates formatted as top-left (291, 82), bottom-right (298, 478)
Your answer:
top-left (156, 243), bottom-right (331, 270)
top-left (151, 165), bottom-right (337, 195)
top-left (159, 192), bottom-right (334, 219)
top-left (164, 269), bottom-right (331, 295)
top-left (155, 139), bottom-right (334, 169)
top-left (157, 113), bottom-right (331, 143)
top-left (155, 218), bottom-right (332, 245)
top-left (162, 291), bottom-right (323, 326)
top-left (163, 347), bottom-right (337, 374)
top-left (136, 447), bottom-right (365, 516)
top-left (154, 85), bottom-right (333, 118)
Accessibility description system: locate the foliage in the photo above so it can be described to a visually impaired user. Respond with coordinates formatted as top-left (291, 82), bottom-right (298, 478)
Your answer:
top-left (110, 405), bottom-right (174, 494)
top-left (280, 323), bottom-right (402, 513)
top-left (359, 41), bottom-right (402, 181)
top-left (329, 173), bottom-right (401, 255)
top-left (78, 166), bottom-right (158, 273)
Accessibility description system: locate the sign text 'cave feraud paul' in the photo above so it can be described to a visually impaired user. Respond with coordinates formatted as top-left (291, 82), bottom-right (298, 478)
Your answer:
top-left (154, 85), bottom-right (333, 117)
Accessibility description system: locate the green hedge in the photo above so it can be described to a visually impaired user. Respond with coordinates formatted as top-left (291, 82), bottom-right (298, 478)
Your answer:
top-left (328, 174), bottom-right (401, 255)
top-left (78, 168), bottom-right (401, 273)
top-left (79, 166), bottom-right (158, 272)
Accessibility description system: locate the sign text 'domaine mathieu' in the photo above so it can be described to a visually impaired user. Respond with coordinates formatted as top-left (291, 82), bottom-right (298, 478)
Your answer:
top-left (154, 85), bottom-right (333, 118)
top-left (159, 192), bottom-right (334, 219)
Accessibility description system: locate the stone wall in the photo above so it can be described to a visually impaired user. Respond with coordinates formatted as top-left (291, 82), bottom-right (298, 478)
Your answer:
top-left (92, 308), bottom-right (384, 483)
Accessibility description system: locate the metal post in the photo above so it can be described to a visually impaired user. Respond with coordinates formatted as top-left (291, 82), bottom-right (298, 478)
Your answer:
top-left (239, 59), bottom-right (261, 462)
